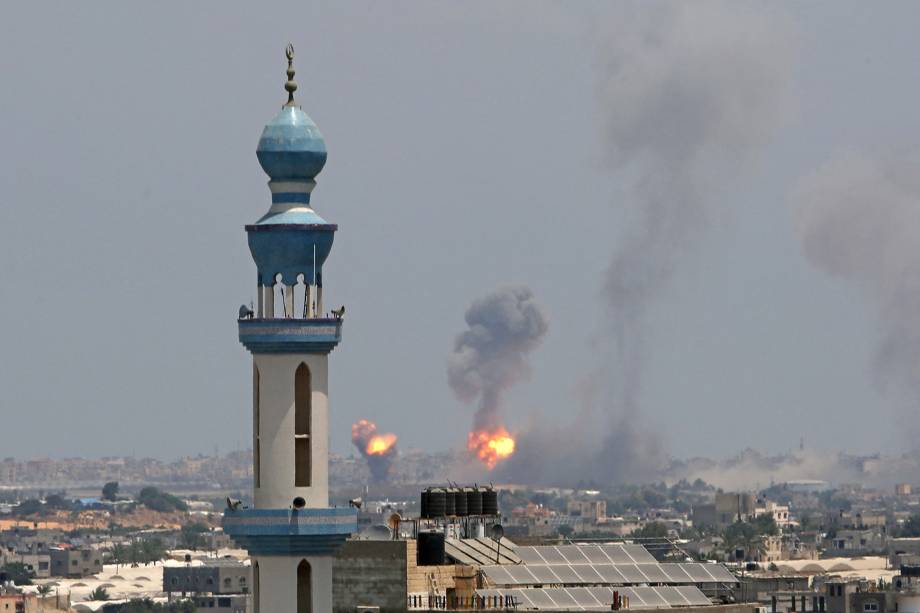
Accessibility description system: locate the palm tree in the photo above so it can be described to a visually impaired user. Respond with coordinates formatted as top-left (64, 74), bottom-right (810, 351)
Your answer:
top-left (87, 587), bottom-right (110, 601)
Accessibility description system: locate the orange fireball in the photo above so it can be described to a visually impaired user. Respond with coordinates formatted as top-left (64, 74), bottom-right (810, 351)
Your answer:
top-left (467, 427), bottom-right (516, 469)
top-left (367, 433), bottom-right (397, 456)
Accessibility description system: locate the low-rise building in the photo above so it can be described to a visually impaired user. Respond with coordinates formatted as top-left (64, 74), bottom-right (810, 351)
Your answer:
top-left (49, 547), bottom-right (102, 578)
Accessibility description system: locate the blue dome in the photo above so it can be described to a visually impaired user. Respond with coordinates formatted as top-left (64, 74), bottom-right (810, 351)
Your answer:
top-left (256, 106), bottom-right (327, 182)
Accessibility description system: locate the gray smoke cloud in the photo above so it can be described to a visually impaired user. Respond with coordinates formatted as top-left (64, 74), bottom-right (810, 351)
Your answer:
top-left (501, 4), bottom-right (796, 486)
top-left (792, 151), bottom-right (920, 444)
top-left (447, 286), bottom-right (549, 433)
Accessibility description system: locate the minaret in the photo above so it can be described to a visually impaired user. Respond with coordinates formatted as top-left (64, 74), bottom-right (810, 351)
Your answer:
top-left (223, 45), bottom-right (355, 613)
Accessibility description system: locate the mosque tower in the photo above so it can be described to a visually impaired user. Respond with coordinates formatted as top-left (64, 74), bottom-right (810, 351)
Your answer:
top-left (222, 45), bottom-right (356, 613)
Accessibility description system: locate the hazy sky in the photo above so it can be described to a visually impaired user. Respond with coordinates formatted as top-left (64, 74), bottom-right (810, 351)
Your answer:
top-left (2, 2), bottom-right (919, 461)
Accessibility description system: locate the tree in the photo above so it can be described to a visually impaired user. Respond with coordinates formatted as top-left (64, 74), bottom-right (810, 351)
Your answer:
top-left (87, 587), bottom-right (110, 601)
top-left (179, 523), bottom-right (209, 550)
top-left (137, 487), bottom-right (187, 513)
top-left (37, 584), bottom-right (53, 596)
top-left (557, 524), bottom-right (575, 539)
top-left (0, 562), bottom-right (33, 585)
top-left (12, 499), bottom-right (44, 517)
top-left (102, 482), bottom-right (120, 502)
top-left (900, 514), bottom-right (920, 537)
top-left (632, 522), bottom-right (670, 539)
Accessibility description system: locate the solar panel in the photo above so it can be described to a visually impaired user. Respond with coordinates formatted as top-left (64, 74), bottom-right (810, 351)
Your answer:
top-left (557, 545), bottom-right (592, 564)
top-left (528, 565), bottom-right (561, 585)
top-left (548, 588), bottom-right (580, 608)
top-left (637, 586), bottom-right (670, 608)
top-left (506, 565), bottom-right (539, 585)
top-left (504, 588), bottom-right (533, 609)
top-left (624, 544), bottom-right (658, 564)
top-left (589, 586), bottom-right (616, 608)
top-left (675, 585), bottom-right (712, 606)
top-left (524, 588), bottom-right (559, 609)
top-left (703, 563), bottom-right (737, 583)
top-left (568, 587), bottom-right (604, 607)
top-left (602, 544), bottom-right (635, 564)
top-left (594, 564), bottom-right (628, 584)
top-left (581, 544), bottom-right (614, 564)
top-left (637, 564), bottom-right (670, 583)
top-left (681, 563), bottom-right (717, 582)
top-left (481, 565), bottom-right (515, 586)
top-left (573, 564), bottom-right (605, 584)
top-left (661, 564), bottom-right (693, 583)
top-left (536, 546), bottom-right (569, 565)
top-left (622, 587), bottom-right (650, 608)
top-left (516, 546), bottom-right (549, 565)
top-left (616, 563), bottom-right (649, 583)
top-left (549, 564), bottom-right (583, 584)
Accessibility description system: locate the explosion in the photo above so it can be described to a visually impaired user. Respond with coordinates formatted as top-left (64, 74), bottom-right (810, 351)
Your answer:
top-left (467, 427), bottom-right (516, 470)
top-left (351, 419), bottom-right (398, 482)
top-left (367, 433), bottom-right (397, 456)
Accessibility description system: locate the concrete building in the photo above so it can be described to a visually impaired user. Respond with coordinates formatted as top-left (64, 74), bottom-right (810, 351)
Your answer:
top-left (163, 560), bottom-right (251, 597)
top-left (49, 547), bottom-right (102, 578)
top-left (221, 46), bottom-right (356, 613)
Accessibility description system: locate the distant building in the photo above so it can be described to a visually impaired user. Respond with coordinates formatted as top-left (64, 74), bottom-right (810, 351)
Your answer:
top-left (896, 484), bottom-right (913, 497)
top-left (49, 547), bottom-right (102, 578)
top-left (163, 560), bottom-right (250, 597)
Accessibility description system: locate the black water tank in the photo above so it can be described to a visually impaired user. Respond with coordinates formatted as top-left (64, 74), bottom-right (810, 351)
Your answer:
top-left (482, 488), bottom-right (498, 516)
top-left (454, 489), bottom-right (468, 516)
top-left (427, 488), bottom-right (447, 518)
top-left (466, 488), bottom-right (483, 515)
top-left (420, 490), bottom-right (430, 519)
top-left (444, 490), bottom-right (456, 516)
top-left (418, 531), bottom-right (446, 565)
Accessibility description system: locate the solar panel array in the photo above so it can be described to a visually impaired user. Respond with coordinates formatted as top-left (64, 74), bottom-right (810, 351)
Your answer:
top-left (516, 544), bottom-right (658, 565)
top-left (480, 545), bottom-right (735, 588)
top-left (481, 562), bottom-right (734, 587)
top-left (476, 585), bottom-right (713, 611)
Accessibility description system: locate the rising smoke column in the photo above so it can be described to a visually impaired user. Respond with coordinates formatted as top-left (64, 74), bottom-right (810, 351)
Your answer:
top-left (447, 286), bottom-right (549, 469)
top-left (351, 419), bottom-right (398, 482)
top-left (502, 4), bottom-right (797, 485)
top-left (791, 151), bottom-right (920, 445)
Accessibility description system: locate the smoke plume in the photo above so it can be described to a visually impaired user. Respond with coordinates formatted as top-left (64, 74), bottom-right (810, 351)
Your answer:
top-left (501, 4), bottom-right (796, 485)
top-left (351, 419), bottom-right (399, 482)
top-left (447, 285), bottom-right (549, 433)
top-left (791, 151), bottom-right (920, 444)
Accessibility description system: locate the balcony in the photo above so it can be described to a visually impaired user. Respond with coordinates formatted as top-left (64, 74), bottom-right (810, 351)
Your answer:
top-left (238, 317), bottom-right (342, 354)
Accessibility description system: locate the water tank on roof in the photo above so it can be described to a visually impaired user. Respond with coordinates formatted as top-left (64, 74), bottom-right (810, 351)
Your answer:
top-left (466, 488), bottom-right (483, 515)
top-left (426, 488), bottom-right (446, 518)
top-left (453, 488), bottom-right (468, 516)
top-left (444, 489), bottom-right (456, 516)
top-left (418, 531), bottom-right (446, 565)
top-left (482, 488), bottom-right (498, 516)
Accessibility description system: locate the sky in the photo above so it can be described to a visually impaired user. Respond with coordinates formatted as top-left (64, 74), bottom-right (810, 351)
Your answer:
top-left (1, 2), bottom-right (919, 462)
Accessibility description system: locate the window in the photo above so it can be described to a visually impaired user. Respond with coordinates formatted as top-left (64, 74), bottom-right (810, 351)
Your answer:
top-left (254, 364), bottom-right (261, 489)
top-left (864, 602), bottom-right (879, 613)
top-left (294, 363), bottom-right (311, 487)
top-left (253, 562), bottom-right (260, 613)
top-left (172, 578), bottom-right (179, 586)
top-left (297, 559), bottom-right (311, 613)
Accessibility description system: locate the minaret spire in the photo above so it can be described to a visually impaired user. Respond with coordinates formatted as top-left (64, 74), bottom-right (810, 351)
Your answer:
top-left (284, 43), bottom-right (298, 106)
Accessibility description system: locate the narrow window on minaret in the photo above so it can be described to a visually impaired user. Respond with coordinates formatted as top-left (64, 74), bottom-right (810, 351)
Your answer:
top-left (297, 559), bottom-right (312, 613)
top-left (253, 561), bottom-right (260, 613)
top-left (294, 363), bottom-right (312, 487)
top-left (254, 364), bottom-right (261, 489)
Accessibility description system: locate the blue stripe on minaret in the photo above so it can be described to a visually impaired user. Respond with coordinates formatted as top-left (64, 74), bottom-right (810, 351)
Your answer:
top-left (271, 192), bottom-right (311, 204)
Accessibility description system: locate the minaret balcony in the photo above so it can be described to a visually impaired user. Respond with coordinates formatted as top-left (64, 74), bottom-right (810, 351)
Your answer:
top-left (238, 317), bottom-right (342, 354)
top-left (222, 507), bottom-right (356, 556)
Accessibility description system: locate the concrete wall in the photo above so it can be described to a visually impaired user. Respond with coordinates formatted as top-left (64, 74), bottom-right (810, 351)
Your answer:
top-left (333, 541), bottom-right (408, 613)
